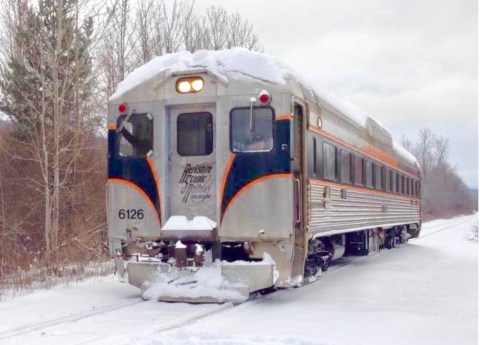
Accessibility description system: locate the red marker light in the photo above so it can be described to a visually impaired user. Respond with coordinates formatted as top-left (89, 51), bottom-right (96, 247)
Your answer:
top-left (258, 90), bottom-right (271, 104)
top-left (259, 94), bottom-right (269, 103)
top-left (118, 103), bottom-right (128, 113)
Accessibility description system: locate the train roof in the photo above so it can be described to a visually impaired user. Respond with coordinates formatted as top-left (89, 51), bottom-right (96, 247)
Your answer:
top-left (110, 48), bottom-right (419, 168)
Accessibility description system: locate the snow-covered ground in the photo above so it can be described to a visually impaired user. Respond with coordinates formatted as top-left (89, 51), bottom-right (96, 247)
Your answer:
top-left (0, 214), bottom-right (477, 345)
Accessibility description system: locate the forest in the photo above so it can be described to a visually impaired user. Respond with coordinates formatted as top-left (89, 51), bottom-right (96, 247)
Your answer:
top-left (0, 0), bottom-right (475, 291)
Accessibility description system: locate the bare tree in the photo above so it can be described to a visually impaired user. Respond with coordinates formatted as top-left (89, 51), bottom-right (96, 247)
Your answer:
top-left (417, 128), bottom-right (434, 179)
top-left (433, 136), bottom-right (449, 169)
top-left (97, 0), bottom-right (136, 97)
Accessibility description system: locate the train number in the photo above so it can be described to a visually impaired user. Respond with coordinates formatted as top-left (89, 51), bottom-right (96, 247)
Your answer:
top-left (118, 209), bottom-right (144, 220)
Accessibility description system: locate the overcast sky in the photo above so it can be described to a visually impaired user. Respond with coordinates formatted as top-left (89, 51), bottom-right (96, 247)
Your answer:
top-left (197, 0), bottom-right (478, 188)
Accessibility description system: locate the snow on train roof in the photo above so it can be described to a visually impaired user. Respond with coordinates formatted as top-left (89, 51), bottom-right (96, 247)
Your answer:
top-left (110, 48), bottom-right (418, 167)
top-left (110, 48), bottom-right (292, 100)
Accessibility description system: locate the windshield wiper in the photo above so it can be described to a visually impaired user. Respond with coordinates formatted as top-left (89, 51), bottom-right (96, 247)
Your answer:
top-left (116, 107), bottom-right (136, 134)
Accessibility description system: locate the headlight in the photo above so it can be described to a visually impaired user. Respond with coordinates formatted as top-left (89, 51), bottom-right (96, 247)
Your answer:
top-left (176, 77), bottom-right (204, 93)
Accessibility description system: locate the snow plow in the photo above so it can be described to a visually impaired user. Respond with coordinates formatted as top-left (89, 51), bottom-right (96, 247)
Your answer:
top-left (114, 216), bottom-right (279, 304)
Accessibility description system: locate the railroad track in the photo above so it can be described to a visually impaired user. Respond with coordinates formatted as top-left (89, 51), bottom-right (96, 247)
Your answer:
top-left (2, 216), bottom-right (475, 344)
top-left (0, 298), bottom-right (146, 342)
top-left (418, 216), bottom-right (475, 239)
top-left (0, 293), bottom-right (236, 345)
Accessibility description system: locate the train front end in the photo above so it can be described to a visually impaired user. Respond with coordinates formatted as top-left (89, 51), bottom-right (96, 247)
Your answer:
top-left (107, 52), bottom-right (296, 303)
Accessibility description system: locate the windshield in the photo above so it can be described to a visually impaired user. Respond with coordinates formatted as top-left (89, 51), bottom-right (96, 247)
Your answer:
top-left (230, 107), bottom-right (273, 153)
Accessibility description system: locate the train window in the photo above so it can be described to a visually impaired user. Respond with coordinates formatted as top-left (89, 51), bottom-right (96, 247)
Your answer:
top-left (381, 166), bottom-right (387, 191)
top-left (116, 113), bottom-right (153, 157)
top-left (354, 156), bottom-right (364, 186)
top-left (385, 168), bottom-right (391, 191)
top-left (406, 178), bottom-right (411, 195)
top-left (396, 173), bottom-right (400, 194)
top-left (374, 164), bottom-right (382, 190)
top-left (391, 171), bottom-right (397, 193)
top-left (323, 142), bottom-right (336, 180)
top-left (340, 150), bottom-right (351, 183)
top-left (231, 107), bottom-right (273, 153)
top-left (365, 161), bottom-right (373, 187)
top-left (400, 175), bottom-right (405, 194)
top-left (177, 112), bottom-right (213, 156)
top-left (313, 138), bottom-right (317, 175)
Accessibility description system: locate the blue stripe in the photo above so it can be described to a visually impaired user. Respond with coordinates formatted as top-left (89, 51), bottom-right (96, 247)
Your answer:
top-left (108, 130), bottom-right (160, 216)
top-left (221, 120), bottom-right (291, 220)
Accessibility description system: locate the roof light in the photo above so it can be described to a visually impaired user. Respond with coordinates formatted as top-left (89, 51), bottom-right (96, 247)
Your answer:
top-left (258, 90), bottom-right (271, 104)
top-left (176, 77), bottom-right (204, 93)
top-left (118, 103), bottom-right (128, 113)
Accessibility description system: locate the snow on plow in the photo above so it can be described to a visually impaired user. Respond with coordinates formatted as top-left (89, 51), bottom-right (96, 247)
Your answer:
top-left (126, 254), bottom-right (277, 304)
top-left (142, 264), bottom-right (249, 304)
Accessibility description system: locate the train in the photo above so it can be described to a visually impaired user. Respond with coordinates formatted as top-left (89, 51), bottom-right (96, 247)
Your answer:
top-left (107, 48), bottom-right (421, 303)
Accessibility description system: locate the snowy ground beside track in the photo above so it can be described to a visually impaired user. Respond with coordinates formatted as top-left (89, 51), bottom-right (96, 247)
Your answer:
top-left (0, 214), bottom-right (477, 345)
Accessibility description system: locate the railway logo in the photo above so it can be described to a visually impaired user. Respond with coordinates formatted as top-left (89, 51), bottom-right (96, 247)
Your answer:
top-left (179, 162), bottom-right (214, 203)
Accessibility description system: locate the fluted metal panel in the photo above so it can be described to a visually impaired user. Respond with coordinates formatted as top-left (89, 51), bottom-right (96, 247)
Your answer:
top-left (307, 180), bottom-right (420, 235)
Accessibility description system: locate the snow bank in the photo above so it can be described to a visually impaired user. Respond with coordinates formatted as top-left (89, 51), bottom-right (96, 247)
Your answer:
top-left (141, 329), bottom-right (319, 345)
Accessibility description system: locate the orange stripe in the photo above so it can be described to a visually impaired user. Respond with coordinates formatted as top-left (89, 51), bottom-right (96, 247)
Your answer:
top-left (309, 125), bottom-right (419, 180)
top-left (108, 178), bottom-right (160, 226)
top-left (222, 173), bottom-right (292, 221)
top-left (309, 178), bottom-right (420, 201)
top-left (147, 156), bottom-right (162, 224)
top-left (107, 124), bottom-right (117, 130)
top-left (219, 153), bottom-right (236, 208)
top-left (276, 114), bottom-right (291, 121)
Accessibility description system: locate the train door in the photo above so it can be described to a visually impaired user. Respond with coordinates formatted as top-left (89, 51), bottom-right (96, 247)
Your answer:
top-left (291, 102), bottom-right (307, 283)
top-left (167, 105), bottom-right (217, 222)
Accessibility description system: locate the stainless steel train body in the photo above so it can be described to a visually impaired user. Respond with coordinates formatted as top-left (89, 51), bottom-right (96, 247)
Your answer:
top-left (107, 50), bottom-right (421, 301)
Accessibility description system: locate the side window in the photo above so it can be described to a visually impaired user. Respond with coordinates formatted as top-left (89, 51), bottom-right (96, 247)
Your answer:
top-left (340, 150), bottom-right (351, 183)
top-left (323, 142), bottom-right (336, 180)
top-left (382, 166), bottom-right (388, 191)
top-left (354, 156), bottom-right (364, 186)
top-left (385, 168), bottom-right (390, 191)
top-left (312, 137), bottom-right (317, 176)
top-left (177, 112), bottom-right (213, 156)
top-left (396, 173), bottom-right (401, 194)
top-left (231, 107), bottom-right (273, 153)
top-left (116, 113), bottom-right (153, 157)
top-left (391, 171), bottom-right (397, 193)
top-left (366, 161), bottom-right (373, 188)
top-left (374, 164), bottom-right (382, 190)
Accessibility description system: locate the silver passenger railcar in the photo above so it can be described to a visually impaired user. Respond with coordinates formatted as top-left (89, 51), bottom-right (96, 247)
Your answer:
top-left (107, 49), bottom-right (421, 302)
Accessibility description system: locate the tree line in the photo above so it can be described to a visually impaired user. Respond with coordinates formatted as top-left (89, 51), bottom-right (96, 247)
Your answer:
top-left (402, 128), bottom-right (476, 219)
top-left (0, 0), bottom-right (260, 280)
